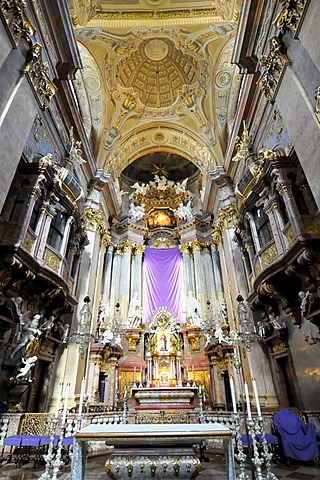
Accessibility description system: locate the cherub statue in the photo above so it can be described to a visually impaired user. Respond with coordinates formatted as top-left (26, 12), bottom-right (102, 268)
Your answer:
top-left (174, 201), bottom-right (193, 222)
top-left (128, 202), bottom-right (145, 222)
top-left (16, 355), bottom-right (38, 380)
top-left (174, 178), bottom-right (188, 194)
top-left (131, 182), bottom-right (149, 195)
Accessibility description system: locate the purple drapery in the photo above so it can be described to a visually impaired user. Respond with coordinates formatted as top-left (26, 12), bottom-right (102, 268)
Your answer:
top-left (274, 409), bottom-right (319, 461)
top-left (142, 247), bottom-right (185, 324)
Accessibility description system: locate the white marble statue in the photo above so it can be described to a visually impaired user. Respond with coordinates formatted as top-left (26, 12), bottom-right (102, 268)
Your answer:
top-left (186, 291), bottom-right (202, 327)
top-left (257, 320), bottom-right (266, 338)
top-left (131, 182), bottom-right (149, 195)
top-left (99, 302), bottom-right (110, 324)
top-left (204, 332), bottom-right (213, 347)
top-left (101, 327), bottom-right (113, 345)
top-left (298, 290), bottom-right (312, 316)
top-left (174, 200), bottom-right (193, 222)
top-left (128, 202), bottom-right (145, 222)
top-left (11, 313), bottom-right (42, 359)
top-left (174, 178), bottom-right (188, 194)
top-left (269, 312), bottom-right (286, 330)
top-left (16, 355), bottom-right (38, 380)
top-left (126, 292), bottom-right (142, 328)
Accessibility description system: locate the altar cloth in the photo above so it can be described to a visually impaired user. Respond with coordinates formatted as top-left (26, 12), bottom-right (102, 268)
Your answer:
top-left (75, 422), bottom-right (232, 443)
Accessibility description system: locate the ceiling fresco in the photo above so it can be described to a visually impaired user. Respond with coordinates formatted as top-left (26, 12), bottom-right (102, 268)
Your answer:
top-left (69, 1), bottom-right (240, 183)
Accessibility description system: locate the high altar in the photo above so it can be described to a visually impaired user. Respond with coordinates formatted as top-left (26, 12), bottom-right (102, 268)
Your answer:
top-left (127, 308), bottom-right (203, 413)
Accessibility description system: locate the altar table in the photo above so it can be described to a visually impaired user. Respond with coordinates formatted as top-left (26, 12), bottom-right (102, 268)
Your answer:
top-left (72, 423), bottom-right (236, 480)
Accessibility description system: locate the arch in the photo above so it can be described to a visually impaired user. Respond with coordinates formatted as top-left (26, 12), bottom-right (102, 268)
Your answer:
top-left (103, 123), bottom-right (217, 179)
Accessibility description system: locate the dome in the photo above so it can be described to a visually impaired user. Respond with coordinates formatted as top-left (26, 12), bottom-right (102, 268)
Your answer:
top-left (115, 37), bottom-right (199, 109)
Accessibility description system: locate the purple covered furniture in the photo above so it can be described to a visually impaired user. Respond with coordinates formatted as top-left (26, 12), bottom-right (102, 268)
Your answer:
top-left (273, 409), bottom-right (319, 462)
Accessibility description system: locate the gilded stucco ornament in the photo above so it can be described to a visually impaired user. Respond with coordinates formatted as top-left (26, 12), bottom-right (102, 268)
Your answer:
top-left (212, 204), bottom-right (239, 245)
top-left (83, 208), bottom-right (111, 246)
top-left (97, 27), bottom-right (215, 148)
top-left (104, 126), bottom-right (215, 180)
top-left (23, 43), bottom-right (58, 109)
top-left (232, 121), bottom-right (250, 163)
top-left (259, 36), bottom-right (289, 101)
top-left (0, 0), bottom-right (35, 45)
top-left (274, 0), bottom-right (309, 34)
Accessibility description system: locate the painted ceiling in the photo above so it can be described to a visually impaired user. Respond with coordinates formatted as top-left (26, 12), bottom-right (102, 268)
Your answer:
top-left (68, 0), bottom-right (241, 184)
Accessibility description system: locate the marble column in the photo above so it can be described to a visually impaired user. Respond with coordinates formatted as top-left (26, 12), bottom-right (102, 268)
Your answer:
top-left (0, 75), bottom-right (38, 212)
top-left (34, 202), bottom-right (56, 259)
top-left (211, 244), bottom-right (224, 295)
top-left (109, 247), bottom-right (122, 312)
top-left (120, 243), bottom-right (132, 319)
top-left (101, 244), bottom-right (114, 302)
top-left (192, 241), bottom-right (205, 303)
top-left (181, 245), bottom-right (194, 296)
top-left (130, 245), bottom-right (143, 299)
top-left (264, 199), bottom-right (285, 254)
top-left (202, 245), bottom-right (215, 301)
top-left (59, 216), bottom-right (74, 275)
top-left (278, 182), bottom-right (305, 235)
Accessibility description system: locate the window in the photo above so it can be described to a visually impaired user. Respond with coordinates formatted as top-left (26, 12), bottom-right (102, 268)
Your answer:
top-left (29, 198), bottom-right (42, 232)
top-left (9, 191), bottom-right (25, 222)
top-left (254, 207), bottom-right (273, 247)
top-left (277, 193), bottom-right (289, 225)
top-left (47, 209), bottom-right (67, 252)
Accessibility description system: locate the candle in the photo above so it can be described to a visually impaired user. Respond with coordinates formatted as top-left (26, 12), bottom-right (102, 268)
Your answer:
top-left (229, 376), bottom-right (237, 413)
top-left (192, 365), bottom-right (194, 372)
top-left (79, 377), bottom-right (85, 416)
top-left (62, 383), bottom-right (70, 424)
top-left (199, 385), bottom-right (202, 394)
top-left (55, 382), bottom-right (63, 418)
top-left (252, 377), bottom-right (261, 417)
top-left (244, 382), bottom-right (252, 420)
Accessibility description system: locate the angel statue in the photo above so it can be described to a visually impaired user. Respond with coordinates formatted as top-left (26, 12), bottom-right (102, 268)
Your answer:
top-left (126, 292), bottom-right (142, 328)
top-left (15, 355), bottom-right (38, 380)
top-left (186, 291), bottom-right (202, 327)
top-left (128, 202), bottom-right (145, 222)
